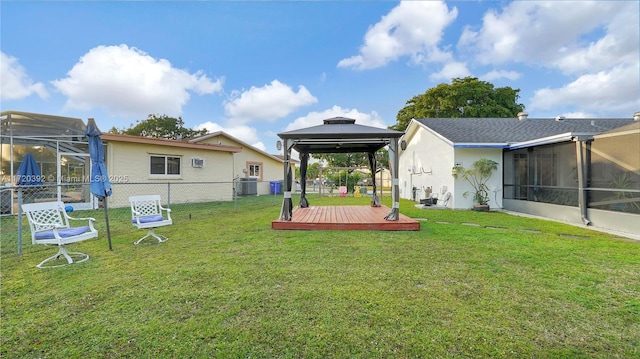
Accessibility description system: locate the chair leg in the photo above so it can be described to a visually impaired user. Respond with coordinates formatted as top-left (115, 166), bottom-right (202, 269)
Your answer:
top-left (134, 229), bottom-right (169, 245)
top-left (37, 246), bottom-right (89, 269)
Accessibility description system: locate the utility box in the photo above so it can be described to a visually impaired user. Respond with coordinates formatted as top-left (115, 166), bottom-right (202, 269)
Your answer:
top-left (239, 178), bottom-right (257, 196)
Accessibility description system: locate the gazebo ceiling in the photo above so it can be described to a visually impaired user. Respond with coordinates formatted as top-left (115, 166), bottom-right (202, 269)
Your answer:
top-left (277, 117), bottom-right (404, 154)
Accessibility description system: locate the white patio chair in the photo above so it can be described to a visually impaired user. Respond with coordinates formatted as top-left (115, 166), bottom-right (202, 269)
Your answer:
top-left (22, 201), bottom-right (98, 268)
top-left (129, 195), bottom-right (172, 245)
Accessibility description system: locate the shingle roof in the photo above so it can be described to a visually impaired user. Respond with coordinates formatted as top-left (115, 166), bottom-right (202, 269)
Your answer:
top-left (415, 117), bottom-right (636, 146)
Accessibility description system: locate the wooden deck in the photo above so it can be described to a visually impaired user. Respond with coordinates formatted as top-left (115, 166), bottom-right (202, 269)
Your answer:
top-left (272, 205), bottom-right (420, 231)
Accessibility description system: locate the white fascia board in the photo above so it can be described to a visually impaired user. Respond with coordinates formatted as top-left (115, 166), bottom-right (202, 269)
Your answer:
top-left (509, 132), bottom-right (595, 150)
top-left (453, 143), bottom-right (509, 148)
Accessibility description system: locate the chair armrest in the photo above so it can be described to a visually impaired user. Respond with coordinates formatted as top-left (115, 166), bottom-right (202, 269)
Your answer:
top-left (66, 215), bottom-right (96, 222)
top-left (161, 207), bottom-right (172, 221)
top-left (64, 213), bottom-right (97, 231)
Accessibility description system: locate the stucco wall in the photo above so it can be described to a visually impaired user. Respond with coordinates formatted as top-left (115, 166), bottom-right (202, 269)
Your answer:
top-left (197, 135), bottom-right (283, 195)
top-left (399, 126), bottom-right (455, 206)
top-left (399, 126), bottom-right (504, 209)
top-left (453, 148), bottom-right (503, 209)
top-left (105, 141), bottom-right (234, 207)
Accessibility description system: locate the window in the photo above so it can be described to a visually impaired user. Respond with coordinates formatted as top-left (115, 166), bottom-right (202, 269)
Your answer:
top-left (150, 155), bottom-right (181, 176)
top-left (247, 162), bottom-right (262, 180)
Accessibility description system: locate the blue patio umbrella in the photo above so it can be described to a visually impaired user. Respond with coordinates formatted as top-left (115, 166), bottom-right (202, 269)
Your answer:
top-left (85, 118), bottom-right (113, 250)
top-left (16, 153), bottom-right (43, 186)
top-left (16, 152), bottom-right (44, 254)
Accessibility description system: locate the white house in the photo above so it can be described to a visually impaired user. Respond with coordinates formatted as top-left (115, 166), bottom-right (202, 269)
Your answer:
top-left (400, 113), bottom-right (640, 237)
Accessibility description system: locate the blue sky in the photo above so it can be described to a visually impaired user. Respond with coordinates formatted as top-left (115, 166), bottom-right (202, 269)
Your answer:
top-left (2, 1), bottom-right (639, 154)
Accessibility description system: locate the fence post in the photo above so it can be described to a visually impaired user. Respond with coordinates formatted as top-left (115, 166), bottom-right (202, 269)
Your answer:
top-left (17, 187), bottom-right (23, 255)
top-left (233, 177), bottom-right (239, 213)
top-left (167, 182), bottom-right (171, 206)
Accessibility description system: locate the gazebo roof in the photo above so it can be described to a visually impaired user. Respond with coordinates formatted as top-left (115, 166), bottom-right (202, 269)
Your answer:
top-left (277, 117), bottom-right (404, 153)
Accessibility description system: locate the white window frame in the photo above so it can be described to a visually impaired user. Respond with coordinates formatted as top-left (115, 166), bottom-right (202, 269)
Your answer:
top-left (247, 161), bottom-right (263, 181)
top-left (149, 155), bottom-right (182, 179)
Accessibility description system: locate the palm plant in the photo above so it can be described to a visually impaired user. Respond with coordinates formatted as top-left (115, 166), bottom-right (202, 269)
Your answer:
top-left (452, 158), bottom-right (498, 206)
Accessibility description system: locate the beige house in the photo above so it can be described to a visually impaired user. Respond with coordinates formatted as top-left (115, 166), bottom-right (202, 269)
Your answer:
top-left (189, 131), bottom-right (286, 195)
top-left (102, 133), bottom-right (241, 207)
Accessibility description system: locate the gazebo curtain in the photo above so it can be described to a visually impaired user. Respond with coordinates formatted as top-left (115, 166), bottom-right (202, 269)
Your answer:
top-left (368, 152), bottom-right (380, 207)
top-left (299, 152), bottom-right (309, 208)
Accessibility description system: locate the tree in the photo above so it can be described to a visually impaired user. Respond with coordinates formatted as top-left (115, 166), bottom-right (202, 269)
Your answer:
top-left (110, 114), bottom-right (208, 140)
top-left (312, 153), bottom-right (368, 168)
top-left (295, 162), bottom-right (321, 182)
top-left (391, 77), bottom-right (525, 131)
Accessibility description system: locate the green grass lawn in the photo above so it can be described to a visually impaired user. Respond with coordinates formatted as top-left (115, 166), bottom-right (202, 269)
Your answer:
top-left (1, 195), bottom-right (639, 358)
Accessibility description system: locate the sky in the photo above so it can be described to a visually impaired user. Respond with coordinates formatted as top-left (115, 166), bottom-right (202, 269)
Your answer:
top-left (2, 1), bottom-right (639, 154)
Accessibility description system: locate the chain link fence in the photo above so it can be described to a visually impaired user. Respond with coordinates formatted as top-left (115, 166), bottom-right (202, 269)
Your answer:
top-left (1, 179), bottom-right (392, 257)
top-left (0, 180), bottom-right (289, 256)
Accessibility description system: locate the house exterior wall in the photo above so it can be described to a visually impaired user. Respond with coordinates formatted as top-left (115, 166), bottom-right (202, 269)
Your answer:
top-left (503, 199), bottom-right (640, 238)
top-left (106, 141), bottom-right (234, 207)
top-left (399, 126), bottom-right (455, 206)
top-left (453, 148), bottom-right (503, 209)
top-left (196, 135), bottom-right (283, 195)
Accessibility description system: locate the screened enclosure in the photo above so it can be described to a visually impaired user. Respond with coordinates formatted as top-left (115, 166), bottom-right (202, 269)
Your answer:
top-left (1, 111), bottom-right (95, 214)
top-left (503, 123), bottom-right (640, 215)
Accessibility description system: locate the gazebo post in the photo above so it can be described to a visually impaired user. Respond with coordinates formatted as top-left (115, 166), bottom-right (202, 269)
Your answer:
top-left (280, 139), bottom-right (293, 221)
top-left (384, 137), bottom-right (400, 220)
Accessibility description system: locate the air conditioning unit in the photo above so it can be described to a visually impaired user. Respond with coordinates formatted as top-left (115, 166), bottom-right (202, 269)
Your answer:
top-left (191, 158), bottom-right (205, 168)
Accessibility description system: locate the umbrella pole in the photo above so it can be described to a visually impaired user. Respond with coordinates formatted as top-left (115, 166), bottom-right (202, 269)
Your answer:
top-left (103, 194), bottom-right (113, 251)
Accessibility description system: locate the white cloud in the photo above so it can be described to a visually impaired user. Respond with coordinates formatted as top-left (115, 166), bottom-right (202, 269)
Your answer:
top-left (459, 1), bottom-right (639, 117)
top-left (0, 52), bottom-right (48, 100)
top-left (252, 141), bottom-right (266, 152)
top-left (529, 65), bottom-right (640, 116)
top-left (552, 7), bottom-right (639, 75)
top-left (561, 111), bottom-right (593, 119)
top-left (459, 1), bottom-right (638, 74)
top-left (285, 105), bottom-right (386, 132)
top-left (480, 70), bottom-right (521, 81)
top-left (223, 80), bottom-right (317, 124)
top-left (459, 1), bottom-right (633, 66)
top-left (194, 121), bottom-right (266, 150)
top-left (429, 61), bottom-right (471, 81)
top-left (51, 44), bottom-right (223, 117)
top-left (337, 1), bottom-right (458, 70)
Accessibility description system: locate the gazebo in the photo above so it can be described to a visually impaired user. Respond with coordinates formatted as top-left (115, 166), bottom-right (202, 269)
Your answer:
top-left (273, 117), bottom-right (417, 230)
